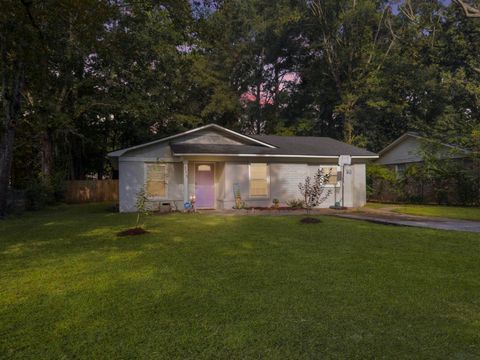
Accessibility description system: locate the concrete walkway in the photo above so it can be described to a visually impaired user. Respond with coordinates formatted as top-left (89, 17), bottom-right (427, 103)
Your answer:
top-left (335, 212), bottom-right (480, 233)
top-left (191, 205), bottom-right (480, 233)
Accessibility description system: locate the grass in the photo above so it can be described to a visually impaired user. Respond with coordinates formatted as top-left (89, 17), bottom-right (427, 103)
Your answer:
top-left (363, 202), bottom-right (390, 209)
top-left (366, 202), bottom-right (480, 221)
top-left (1, 204), bottom-right (480, 359)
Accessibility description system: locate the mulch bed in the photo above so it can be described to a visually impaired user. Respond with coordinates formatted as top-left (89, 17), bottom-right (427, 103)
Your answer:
top-left (300, 217), bottom-right (322, 224)
top-left (244, 206), bottom-right (302, 211)
top-left (117, 227), bottom-right (149, 236)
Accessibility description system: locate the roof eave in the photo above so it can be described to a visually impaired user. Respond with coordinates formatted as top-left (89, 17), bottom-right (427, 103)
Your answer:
top-left (378, 132), bottom-right (420, 156)
top-left (173, 152), bottom-right (378, 159)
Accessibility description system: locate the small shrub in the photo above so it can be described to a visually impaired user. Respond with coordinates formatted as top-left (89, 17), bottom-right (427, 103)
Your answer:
top-left (51, 171), bottom-right (67, 202)
top-left (366, 164), bottom-right (398, 200)
top-left (232, 200), bottom-right (247, 209)
top-left (286, 199), bottom-right (305, 209)
top-left (298, 169), bottom-right (332, 213)
top-left (24, 178), bottom-right (55, 210)
top-left (106, 203), bottom-right (119, 213)
top-left (135, 187), bottom-right (149, 227)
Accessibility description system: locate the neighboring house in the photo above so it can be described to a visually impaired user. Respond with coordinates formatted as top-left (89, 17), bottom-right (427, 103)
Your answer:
top-left (377, 132), bottom-right (469, 176)
top-left (108, 124), bottom-right (378, 212)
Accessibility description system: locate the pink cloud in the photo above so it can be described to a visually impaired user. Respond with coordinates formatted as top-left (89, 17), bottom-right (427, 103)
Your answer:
top-left (240, 72), bottom-right (300, 107)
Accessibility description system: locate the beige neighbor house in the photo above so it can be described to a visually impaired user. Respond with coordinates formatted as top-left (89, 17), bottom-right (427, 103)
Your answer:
top-left (108, 124), bottom-right (378, 212)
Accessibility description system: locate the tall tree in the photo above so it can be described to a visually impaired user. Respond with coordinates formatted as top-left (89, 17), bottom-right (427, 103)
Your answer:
top-left (0, 1), bottom-right (34, 216)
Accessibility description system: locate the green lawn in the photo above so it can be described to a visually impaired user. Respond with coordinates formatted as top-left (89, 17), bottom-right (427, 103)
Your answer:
top-left (366, 202), bottom-right (480, 221)
top-left (1, 204), bottom-right (480, 359)
top-left (393, 205), bottom-right (480, 222)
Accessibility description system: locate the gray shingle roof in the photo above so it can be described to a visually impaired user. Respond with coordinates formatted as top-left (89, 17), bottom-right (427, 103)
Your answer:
top-left (171, 136), bottom-right (377, 157)
top-left (252, 135), bottom-right (377, 156)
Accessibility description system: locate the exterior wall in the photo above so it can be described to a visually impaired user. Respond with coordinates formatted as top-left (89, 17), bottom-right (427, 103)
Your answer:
top-left (222, 161), bottom-right (367, 209)
top-left (119, 160), bottom-right (184, 212)
top-left (215, 162), bottom-right (225, 209)
top-left (350, 163), bottom-right (366, 207)
top-left (377, 136), bottom-right (423, 165)
top-left (119, 159), bottom-right (368, 212)
top-left (174, 129), bottom-right (246, 145)
top-left (118, 160), bottom-right (145, 212)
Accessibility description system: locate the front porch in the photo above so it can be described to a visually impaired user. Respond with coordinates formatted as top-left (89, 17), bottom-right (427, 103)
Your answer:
top-left (182, 160), bottom-right (225, 210)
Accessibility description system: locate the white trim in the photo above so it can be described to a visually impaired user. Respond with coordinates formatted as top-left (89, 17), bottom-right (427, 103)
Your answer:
top-left (120, 157), bottom-right (176, 162)
top-left (108, 124), bottom-right (276, 157)
top-left (351, 155), bottom-right (379, 159)
top-left (173, 152), bottom-right (378, 159)
top-left (183, 160), bottom-right (189, 206)
top-left (144, 162), bottom-right (168, 200)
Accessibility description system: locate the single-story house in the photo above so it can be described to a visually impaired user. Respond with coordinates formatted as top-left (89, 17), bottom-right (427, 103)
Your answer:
top-left (108, 124), bottom-right (378, 212)
top-left (377, 132), bottom-right (469, 176)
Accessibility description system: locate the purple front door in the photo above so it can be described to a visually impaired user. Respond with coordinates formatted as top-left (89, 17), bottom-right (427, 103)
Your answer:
top-left (195, 164), bottom-right (215, 208)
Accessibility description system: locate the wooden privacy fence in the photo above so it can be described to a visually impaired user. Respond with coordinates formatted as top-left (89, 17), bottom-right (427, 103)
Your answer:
top-left (65, 180), bottom-right (119, 203)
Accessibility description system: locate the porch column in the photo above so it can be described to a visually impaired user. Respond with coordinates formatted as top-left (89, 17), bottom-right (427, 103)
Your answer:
top-left (183, 160), bottom-right (189, 207)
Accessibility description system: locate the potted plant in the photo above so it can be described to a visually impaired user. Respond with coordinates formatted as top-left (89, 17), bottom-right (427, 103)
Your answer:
top-left (272, 198), bottom-right (280, 209)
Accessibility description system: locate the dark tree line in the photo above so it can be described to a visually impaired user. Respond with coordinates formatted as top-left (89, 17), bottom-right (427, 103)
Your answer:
top-left (1, 0), bottom-right (480, 214)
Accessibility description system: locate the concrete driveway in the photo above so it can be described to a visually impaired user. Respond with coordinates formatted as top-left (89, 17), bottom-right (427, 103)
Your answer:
top-left (336, 210), bottom-right (480, 233)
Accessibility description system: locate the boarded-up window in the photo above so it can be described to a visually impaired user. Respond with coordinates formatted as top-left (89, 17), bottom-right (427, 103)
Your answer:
top-left (250, 163), bottom-right (268, 196)
top-left (146, 164), bottom-right (166, 197)
top-left (320, 166), bottom-right (338, 185)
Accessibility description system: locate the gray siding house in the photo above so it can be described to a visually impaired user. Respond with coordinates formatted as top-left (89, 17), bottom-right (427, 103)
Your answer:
top-left (377, 132), bottom-right (468, 175)
top-left (108, 124), bottom-right (378, 212)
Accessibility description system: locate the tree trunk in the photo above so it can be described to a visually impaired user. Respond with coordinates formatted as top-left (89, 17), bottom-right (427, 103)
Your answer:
top-left (41, 130), bottom-right (54, 178)
top-left (0, 58), bottom-right (24, 217)
top-left (0, 126), bottom-right (16, 216)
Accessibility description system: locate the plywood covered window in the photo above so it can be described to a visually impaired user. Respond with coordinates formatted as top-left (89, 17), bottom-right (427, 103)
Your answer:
top-left (320, 166), bottom-right (338, 185)
top-left (146, 164), bottom-right (167, 197)
top-left (249, 163), bottom-right (268, 196)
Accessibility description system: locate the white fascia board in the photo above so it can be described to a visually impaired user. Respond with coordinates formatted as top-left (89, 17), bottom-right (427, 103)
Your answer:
top-left (352, 155), bottom-right (379, 159)
top-left (173, 153), bottom-right (378, 159)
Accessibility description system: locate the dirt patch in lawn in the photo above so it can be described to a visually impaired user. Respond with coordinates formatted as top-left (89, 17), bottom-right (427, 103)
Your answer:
top-left (117, 227), bottom-right (149, 236)
top-left (300, 217), bottom-right (322, 224)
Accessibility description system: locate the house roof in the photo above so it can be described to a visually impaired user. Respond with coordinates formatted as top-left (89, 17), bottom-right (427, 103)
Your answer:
top-left (107, 123), bottom-right (275, 157)
top-left (108, 124), bottom-right (378, 159)
top-left (378, 132), bottom-right (469, 156)
top-left (378, 132), bottom-right (421, 156)
top-left (171, 135), bottom-right (377, 158)
top-left (252, 135), bottom-right (377, 157)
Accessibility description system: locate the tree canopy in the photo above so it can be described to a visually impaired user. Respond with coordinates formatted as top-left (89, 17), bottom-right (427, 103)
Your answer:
top-left (1, 0), bottom-right (480, 213)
